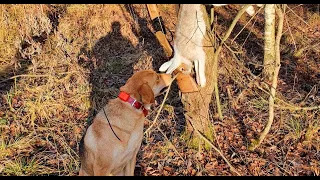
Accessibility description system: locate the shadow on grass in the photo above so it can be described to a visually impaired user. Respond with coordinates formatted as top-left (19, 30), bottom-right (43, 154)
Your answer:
top-left (77, 4), bottom-right (187, 175)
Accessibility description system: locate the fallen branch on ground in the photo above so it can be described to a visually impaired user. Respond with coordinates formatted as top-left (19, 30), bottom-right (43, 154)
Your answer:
top-left (156, 124), bottom-right (186, 162)
top-left (187, 116), bottom-right (241, 176)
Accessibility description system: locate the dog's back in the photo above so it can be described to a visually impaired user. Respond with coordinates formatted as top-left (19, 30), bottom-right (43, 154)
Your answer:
top-left (78, 70), bottom-right (172, 176)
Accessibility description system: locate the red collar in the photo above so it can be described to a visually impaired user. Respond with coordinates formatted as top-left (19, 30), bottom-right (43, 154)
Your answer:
top-left (118, 91), bottom-right (148, 117)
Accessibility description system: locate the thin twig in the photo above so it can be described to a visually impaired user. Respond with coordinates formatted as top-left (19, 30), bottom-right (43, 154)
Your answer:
top-left (254, 81), bottom-right (320, 111)
top-left (212, 4), bottom-right (253, 120)
top-left (249, 4), bottom-right (284, 151)
top-left (285, 4), bottom-right (311, 28)
top-left (187, 117), bottom-right (241, 176)
top-left (284, 12), bottom-right (297, 50)
top-left (0, 71), bottom-right (80, 84)
top-left (299, 85), bottom-right (317, 105)
top-left (231, 5), bottom-right (263, 45)
top-left (275, 104), bottom-right (320, 111)
top-left (156, 125), bottom-right (185, 162)
top-left (144, 74), bottom-right (177, 135)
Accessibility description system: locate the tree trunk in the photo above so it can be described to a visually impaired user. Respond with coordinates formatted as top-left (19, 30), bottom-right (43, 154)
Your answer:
top-left (249, 4), bottom-right (284, 151)
top-left (263, 4), bottom-right (276, 82)
top-left (180, 5), bottom-right (215, 148)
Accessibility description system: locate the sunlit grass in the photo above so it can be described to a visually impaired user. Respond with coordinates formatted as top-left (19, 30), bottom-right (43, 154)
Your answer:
top-left (0, 4), bottom-right (319, 176)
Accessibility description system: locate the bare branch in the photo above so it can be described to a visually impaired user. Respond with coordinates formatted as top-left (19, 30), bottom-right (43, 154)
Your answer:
top-left (249, 4), bottom-right (284, 151)
top-left (187, 117), bottom-right (241, 176)
top-left (212, 4), bottom-right (253, 120)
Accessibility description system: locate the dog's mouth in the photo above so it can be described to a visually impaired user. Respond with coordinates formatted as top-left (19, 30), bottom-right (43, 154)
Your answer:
top-left (157, 86), bottom-right (169, 96)
top-left (153, 84), bottom-right (170, 97)
top-left (160, 87), bottom-right (167, 93)
top-left (160, 74), bottom-right (172, 86)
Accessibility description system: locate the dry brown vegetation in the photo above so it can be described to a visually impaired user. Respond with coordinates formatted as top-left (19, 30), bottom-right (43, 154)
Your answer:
top-left (0, 4), bottom-right (319, 176)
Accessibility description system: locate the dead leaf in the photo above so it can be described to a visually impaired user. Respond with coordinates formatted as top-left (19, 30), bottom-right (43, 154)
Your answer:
top-left (163, 166), bottom-right (173, 172)
top-left (191, 168), bottom-right (197, 176)
top-left (168, 151), bottom-right (174, 157)
top-left (158, 162), bottom-right (163, 172)
top-left (205, 162), bottom-right (217, 171)
top-left (163, 170), bottom-right (169, 176)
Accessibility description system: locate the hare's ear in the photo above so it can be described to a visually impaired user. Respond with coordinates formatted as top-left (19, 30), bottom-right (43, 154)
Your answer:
top-left (138, 83), bottom-right (155, 109)
top-left (159, 60), bottom-right (173, 72)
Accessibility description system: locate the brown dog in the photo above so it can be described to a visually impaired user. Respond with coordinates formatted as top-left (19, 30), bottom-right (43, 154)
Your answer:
top-left (78, 70), bottom-right (172, 176)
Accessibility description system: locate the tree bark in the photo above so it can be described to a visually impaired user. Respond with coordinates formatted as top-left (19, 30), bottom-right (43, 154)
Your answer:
top-left (249, 5), bottom-right (284, 151)
top-left (263, 4), bottom-right (276, 82)
top-left (180, 5), bottom-right (215, 145)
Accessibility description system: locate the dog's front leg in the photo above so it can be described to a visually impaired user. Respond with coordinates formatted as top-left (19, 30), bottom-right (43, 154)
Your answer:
top-left (78, 166), bottom-right (89, 176)
top-left (114, 169), bottom-right (125, 176)
top-left (93, 165), bottom-right (111, 176)
top-left (124, 156), bottom-right (137, 176)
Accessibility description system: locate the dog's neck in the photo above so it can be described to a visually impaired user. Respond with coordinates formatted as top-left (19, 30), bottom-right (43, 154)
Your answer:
top-left (118, 92), bottom-right (148, 117)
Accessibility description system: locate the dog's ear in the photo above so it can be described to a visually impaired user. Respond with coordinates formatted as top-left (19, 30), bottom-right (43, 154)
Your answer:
top-left (120, 78), bottom-right (141, 100)
top-left (138, 83), bottom-right (155, 109)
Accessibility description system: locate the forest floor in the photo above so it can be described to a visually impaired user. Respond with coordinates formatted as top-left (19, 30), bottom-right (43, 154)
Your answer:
top-left (0, 4), bottom-right (319, 176)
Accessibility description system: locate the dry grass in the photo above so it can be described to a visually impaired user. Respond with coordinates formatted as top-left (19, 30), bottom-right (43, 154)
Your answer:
top-left (0, 4), bottom-right (319, 176)
top-left (0, 4), bottom-right (168, 176)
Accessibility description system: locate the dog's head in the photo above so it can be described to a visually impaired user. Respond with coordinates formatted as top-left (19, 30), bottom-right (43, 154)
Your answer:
top-left (120, 70), bottom-right (172, 110)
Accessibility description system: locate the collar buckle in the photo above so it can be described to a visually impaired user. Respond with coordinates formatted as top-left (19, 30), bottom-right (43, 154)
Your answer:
top-left (118, 91), bottom-right (148, 116)
top-left (130, 99), bottom-right (137, 107)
